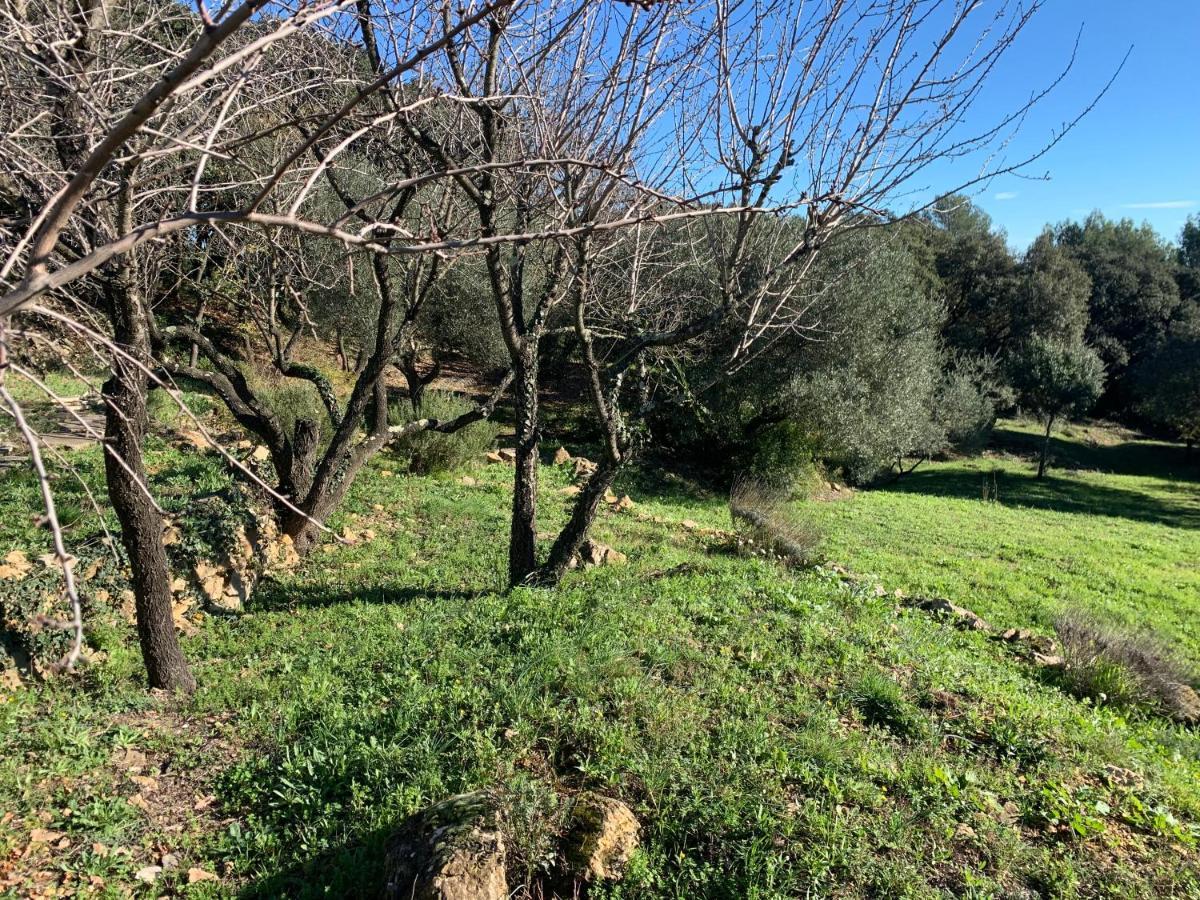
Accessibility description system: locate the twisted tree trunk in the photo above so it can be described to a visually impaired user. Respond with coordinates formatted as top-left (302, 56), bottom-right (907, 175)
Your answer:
top-left (104, 284), bottom-right (194, 692)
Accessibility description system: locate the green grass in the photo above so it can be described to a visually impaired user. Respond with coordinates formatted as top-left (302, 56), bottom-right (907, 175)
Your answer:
top-left (1, 417), bottom-right (1199, 897)
top-left (808, 419), bottom-right (1200, 666)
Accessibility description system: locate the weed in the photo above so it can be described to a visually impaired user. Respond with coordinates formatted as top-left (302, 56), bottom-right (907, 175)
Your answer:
top-left (845, 670), bottom-right (927, 738)
top-left (1054, 612), bottom-right (1200, 721)
top-left (729, 477), bottom-right (824, 566)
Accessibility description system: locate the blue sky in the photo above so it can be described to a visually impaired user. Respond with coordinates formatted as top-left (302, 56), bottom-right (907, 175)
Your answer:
top-left (949, 0), bottom-right (1199, 251)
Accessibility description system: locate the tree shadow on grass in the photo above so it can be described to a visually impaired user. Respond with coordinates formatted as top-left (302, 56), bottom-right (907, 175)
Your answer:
top-left (991, 425), bottom-right (1200, 482)
top-left (883, 466), bottom-right (1200, 530)
top-left (238, 826), bottom-right (392, 899)
top-left (248, 580), bottom-right (486, 613)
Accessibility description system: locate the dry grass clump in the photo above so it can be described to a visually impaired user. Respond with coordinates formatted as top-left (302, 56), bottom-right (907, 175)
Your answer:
top-left (729, 478), bottom-right (824, 567)
top-left (1054, 612), bottom-right (1200, 724)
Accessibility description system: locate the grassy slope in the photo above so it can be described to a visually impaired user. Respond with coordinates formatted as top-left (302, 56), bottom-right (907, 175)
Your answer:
top-left (809, 420), bottom-right (1200, 665)
top-left (1, 417), bottom-right (1199, 898)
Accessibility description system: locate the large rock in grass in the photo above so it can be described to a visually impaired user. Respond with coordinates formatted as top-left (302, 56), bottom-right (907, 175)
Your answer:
top-left (382, 792), bottom-right (507, 900)
top-left (563, 793), bottom-right (640, 882)
top-left (909, 597), bottom-right (991, 632)
top-left (570, 539), bottom-right (626, 569)
top-left (1160, 681), bottom-right (1200, 725)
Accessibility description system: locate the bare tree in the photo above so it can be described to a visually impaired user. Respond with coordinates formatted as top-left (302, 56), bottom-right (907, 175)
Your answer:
top-left (0, 0), bottom-right (520, 684)
top-left (532, 0), bottom-right (1106, 583)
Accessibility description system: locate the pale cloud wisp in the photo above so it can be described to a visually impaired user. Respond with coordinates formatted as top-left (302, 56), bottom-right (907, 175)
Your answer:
top-left (1121, 200), bottom-right (1196, 210)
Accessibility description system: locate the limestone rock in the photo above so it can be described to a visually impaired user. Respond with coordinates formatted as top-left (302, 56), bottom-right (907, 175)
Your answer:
top-left (498, 448), bottom-right (517, 463)
top-left (564, 793), bottom-right (640, 882)
top-left (553, 446), bottom-right (572, 465)
top-left (575, 540), bottom-right (627, 568)
top-left (572, 457), bottom-right (597, 481)
top-left (485, 451), bottom-right (504, 464)
top-left (910, 597), bottom-right (991, 632)
top-left (1160, 681), bottom-right (1200, 724)
top-left (383, 792), bottom-right (507, 900)
top-left (616, 495), bottom-right (635, 511)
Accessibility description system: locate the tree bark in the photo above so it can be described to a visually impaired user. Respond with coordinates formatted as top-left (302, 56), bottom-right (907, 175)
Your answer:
top-left (508, 350), bottom-right (540, 586)
top-left (104, 287), bottom-right (194, 693)
top-left (536, 456), bottom-right (619, 585)
top-left (1037, 415), bottom-right (1054, 479)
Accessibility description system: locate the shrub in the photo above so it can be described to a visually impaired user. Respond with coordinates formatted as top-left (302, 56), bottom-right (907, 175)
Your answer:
top-left (1055, 613), bottom-right (1200, 722)
top-left (388, 390), bottom-right (501, 475)
top-left (256, 380), bottom-right (333, 447)
top-left (728, 478), bottom-right (823, 566)
top-left (741, 421), bottom-right (825, 495)
top-left (934, 354), bottom-right (1010, 454)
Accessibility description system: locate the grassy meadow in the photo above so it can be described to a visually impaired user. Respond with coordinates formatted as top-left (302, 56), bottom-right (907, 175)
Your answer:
top-left (2, 391), bottom-right (1199, 898)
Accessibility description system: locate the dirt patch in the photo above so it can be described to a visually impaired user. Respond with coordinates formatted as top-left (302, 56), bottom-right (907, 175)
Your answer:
top-left (2, 702), bottom-right (245, 897)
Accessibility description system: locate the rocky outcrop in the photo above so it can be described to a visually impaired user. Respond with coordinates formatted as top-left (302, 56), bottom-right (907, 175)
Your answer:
top-left (907, 597), bottom-right (991, 632)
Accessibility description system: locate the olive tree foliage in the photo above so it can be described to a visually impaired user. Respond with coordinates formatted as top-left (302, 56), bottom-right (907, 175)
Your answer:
top-left (1009, 335), bottom-right (1105, 478)
top-left (736, 231), bottom-right (949, 484)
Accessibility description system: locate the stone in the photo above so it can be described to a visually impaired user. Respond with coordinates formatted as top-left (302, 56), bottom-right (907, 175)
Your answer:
top-left (498, 448), bottom-right (517, 463)
top-left (485, 451), bottom-right (504, 464)
top-left (910, 597), bottom-right (991, 631)
top-left (559, 485), bottom-right (581, 497)
top-left (1160, 681), bottom-right (1200, 725)
top-left (616, 495), bottom-right (635, 511)
top-left (1102, 764), bottom-right (1143, 788)
top-left (576, 540), bottom-right (626, 568)
top-left (459, 476), bottom-right (478, 487)
top-left (382, 792), bottom-right (507, 900)
top-left (572, 457), bottom-right (597, 480)
top-left (1032, 652), bottom-right (1064, 668)
top-left (553, 446), bottom-right (572, 465)
top-left (251, 445), bottom-right (271, 462)
top-left (564, 793), bottom-right (640, 882)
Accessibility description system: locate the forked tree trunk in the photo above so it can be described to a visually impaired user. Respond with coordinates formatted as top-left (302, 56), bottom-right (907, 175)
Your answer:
top-left (1037, 415), bottom-right (1054, 479)
top-left (104, 289), bottom-right (194, 693)
top-left (280, 380), bottom-right (390, 556)
top-left (508, 351), bottom-right (540, 586)
top-left (536, 456), bottom-right (620, 585)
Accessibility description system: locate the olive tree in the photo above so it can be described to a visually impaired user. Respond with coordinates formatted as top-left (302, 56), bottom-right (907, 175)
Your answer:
top-left (1010, 336), bottom-right (1105, 478)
